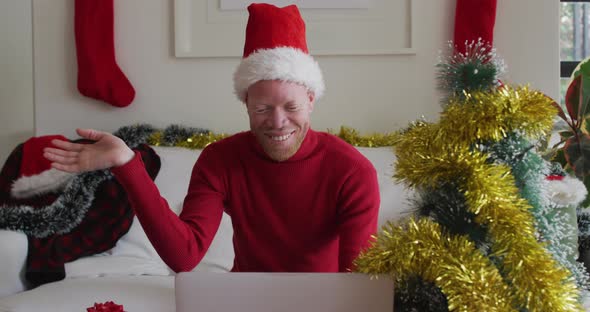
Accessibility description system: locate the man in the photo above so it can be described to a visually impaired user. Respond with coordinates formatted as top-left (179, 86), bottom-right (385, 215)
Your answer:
top-left (44, 3), bottom-right (379, 273)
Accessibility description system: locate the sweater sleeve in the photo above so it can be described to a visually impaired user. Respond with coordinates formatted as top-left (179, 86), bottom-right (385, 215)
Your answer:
top-left (111, 145), bottom-right (225, 273)
top-left (336, 165), bottom-right (380, 272)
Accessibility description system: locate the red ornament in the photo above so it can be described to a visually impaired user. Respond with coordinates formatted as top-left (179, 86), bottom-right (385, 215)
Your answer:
top-left (86, 301), bottom-right (126, 312)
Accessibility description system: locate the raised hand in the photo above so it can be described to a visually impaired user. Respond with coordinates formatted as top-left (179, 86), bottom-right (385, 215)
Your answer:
top-left (43, 128), bottom-right (135, 173)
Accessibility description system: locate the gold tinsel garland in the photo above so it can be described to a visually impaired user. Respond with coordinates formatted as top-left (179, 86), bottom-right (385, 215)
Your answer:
top-left (440, 86), bottom-right (557, 147)
top-left (328, 127), bottom-right (400, 147)
top-left (354, 218), bottom-right (515, 312)
top-left (355, 88), bottom-right (582, 311)
top-left (146, 131), bottom-right (229, 149)
top-left (139, 126), bottom-right (399, 149)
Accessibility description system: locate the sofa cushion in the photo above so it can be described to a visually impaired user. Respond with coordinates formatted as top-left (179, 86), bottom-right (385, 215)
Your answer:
top-left (0, 276), bottom-right (174, 312)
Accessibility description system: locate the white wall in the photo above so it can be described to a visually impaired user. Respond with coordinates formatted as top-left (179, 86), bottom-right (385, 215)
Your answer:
top-left (0, 0), bottom-right (34, 165)
top-left (495, 0), bottom-right (560, 99)
top-left (0, 0), bottom-right (559, 163)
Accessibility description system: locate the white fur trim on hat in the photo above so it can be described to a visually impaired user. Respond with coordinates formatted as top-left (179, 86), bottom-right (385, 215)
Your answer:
top-left (545, 175), bottom-right (588, 207)
top-left (11, 168), bottom-right (75, 199)
top-left (233, 47), bottom-right (325, 103)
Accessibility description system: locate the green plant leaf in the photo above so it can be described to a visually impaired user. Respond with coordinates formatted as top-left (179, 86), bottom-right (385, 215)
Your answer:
top-left (585, 117), bottom-right (590, 134)
top-left (559, 131), bottom-right (574, 140)
top-left (578, 57), bottom-right (590, 76)
top-left (580, 61), bottom-right (590, 119)
top-left (553, 148), bottom-right (567, 169)
top-left (564, 133), bottom-right (590, 177)
top-left (572, 57), bottom-right (590, 78)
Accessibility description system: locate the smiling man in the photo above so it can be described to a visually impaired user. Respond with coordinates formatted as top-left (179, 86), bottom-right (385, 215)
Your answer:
top-left (245, 80), bottom-right (313, 162)
top-left (44, 3), bottom-right (380, 273)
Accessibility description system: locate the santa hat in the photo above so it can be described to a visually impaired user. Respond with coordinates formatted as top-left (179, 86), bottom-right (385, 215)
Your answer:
top-left (233, 3), bottom-right (324, 103)
top-left (454, 0), bottom-right (497, 53)
top-left (11, 135), bottom-right (75, 199)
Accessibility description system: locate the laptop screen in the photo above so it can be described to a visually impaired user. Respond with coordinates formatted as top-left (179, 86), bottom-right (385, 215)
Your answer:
top-left (175, 272), bottom-right (394, 312)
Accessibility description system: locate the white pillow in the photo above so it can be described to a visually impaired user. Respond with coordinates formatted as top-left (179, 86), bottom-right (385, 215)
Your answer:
top-left (108, 146), bottom-right (235, 274)
top-left (355, 147), bottom-right (413, 226)
top-left (0, 230), bottom-right (27, 298)
top-left (150, 146), bottom-right (200, 215)
top-left (65, 255), bottom-right (170, 278)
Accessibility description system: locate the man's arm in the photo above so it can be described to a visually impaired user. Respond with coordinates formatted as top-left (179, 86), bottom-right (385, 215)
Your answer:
top-left (45, 129), bottom-right (227, 273)
top-left (336, 166), bottom-right (380, 272)
top-left (111, 145), bottom-right (225, 273)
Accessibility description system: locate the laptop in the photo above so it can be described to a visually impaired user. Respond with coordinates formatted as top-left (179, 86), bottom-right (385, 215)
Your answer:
top-left (175, 272), bottom-right (394, 312)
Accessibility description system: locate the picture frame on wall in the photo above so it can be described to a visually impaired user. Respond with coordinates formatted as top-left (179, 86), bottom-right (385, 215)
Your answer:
top-left (174, 0), bottom-right (415, 57)
top-left (220, 0), bottom-right (371, 10)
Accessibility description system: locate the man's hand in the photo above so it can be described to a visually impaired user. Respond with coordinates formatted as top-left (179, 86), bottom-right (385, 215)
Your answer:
top-left (43, 128), bottom-right (135, 173)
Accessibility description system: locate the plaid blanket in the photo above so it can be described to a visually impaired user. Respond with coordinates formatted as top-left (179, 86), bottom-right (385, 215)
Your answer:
top-left (0, 142), bottom-right (160, 287)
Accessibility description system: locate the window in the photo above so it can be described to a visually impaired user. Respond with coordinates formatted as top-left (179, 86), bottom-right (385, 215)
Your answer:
top-left (560, 0), bottom-right (590, 103)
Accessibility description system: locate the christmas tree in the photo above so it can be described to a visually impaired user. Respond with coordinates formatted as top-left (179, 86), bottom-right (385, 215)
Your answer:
top-left (353, 40), bottom-right (588, 311)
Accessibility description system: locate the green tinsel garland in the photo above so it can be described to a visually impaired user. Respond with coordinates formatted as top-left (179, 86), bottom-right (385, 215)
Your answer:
top-left (436, 39), bottom-right (505, 102)
top-left (414, 182), bottom-right (490, 254)
top-left (578, 211), bottom-right (590, 254)
top-left (395, 276), bottom-right (449, 312)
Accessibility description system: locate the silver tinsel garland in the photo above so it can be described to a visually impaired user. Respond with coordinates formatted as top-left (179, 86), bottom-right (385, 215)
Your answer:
top-left (0, 170), bottom-right (111, 238)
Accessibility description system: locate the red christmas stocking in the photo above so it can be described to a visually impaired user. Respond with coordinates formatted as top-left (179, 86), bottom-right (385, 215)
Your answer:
top-left (75, 0), bottom-right (135, 107)
top-left (454, 0), bottom-right (498, 54)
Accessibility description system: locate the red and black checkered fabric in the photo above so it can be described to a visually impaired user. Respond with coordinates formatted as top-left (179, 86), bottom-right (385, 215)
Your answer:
top-left (0, 143), bottom-right (160, 287)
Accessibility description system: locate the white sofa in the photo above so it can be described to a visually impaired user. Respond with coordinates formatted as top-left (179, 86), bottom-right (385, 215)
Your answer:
top-left (0, 145), bottom-right (411, 312)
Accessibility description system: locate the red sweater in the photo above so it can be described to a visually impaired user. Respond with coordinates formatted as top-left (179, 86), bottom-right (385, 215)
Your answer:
top-left (112, 129), bottom-right (379, 273)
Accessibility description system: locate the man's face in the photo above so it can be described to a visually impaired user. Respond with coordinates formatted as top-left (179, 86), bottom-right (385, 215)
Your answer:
top-left (246, 80), bottom-right (315, 162)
